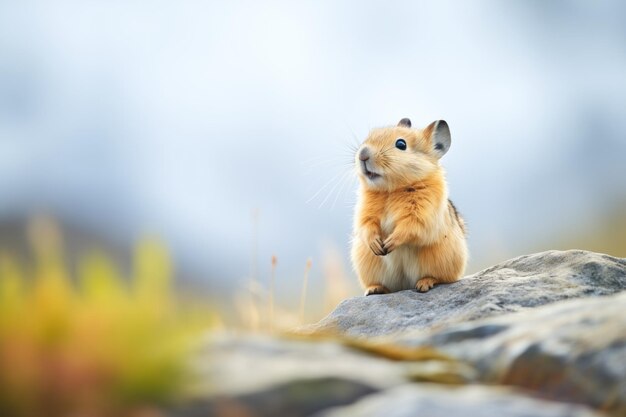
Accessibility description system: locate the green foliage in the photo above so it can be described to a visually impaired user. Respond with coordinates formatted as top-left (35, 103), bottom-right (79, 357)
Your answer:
top-left (0, 230), bottom-right (212, 417)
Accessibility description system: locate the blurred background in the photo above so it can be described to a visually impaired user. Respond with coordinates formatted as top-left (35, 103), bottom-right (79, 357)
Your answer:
top-left (1, 0), bottom-right (625, 320)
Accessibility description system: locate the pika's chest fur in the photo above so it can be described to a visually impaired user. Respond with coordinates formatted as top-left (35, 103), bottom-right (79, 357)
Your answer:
top-left (380, 211), bottom-right (395, 237)
top-left (378, 189), bottom-right (429, 238)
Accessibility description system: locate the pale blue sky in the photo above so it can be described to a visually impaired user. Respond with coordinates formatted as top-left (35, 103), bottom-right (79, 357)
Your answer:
top-left (1, 1), bottom-right (625, 299)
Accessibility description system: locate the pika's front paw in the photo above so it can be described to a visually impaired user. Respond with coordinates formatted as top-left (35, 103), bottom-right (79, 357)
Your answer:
top-left (416, 277), bottom-right (437, 292)
top-left (365, 284), bottom-right (390, 296)
top-left (369, 236), bottom-right (386, 256)
top-left (382, 235), bottom-right (399, 254)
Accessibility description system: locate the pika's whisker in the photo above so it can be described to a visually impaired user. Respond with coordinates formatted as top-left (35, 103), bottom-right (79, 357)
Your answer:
top-left (331, 169), bottom-right (356, 211)
top-left (306, 169), bottom-right (346, 204)
top-left (319, 169), bottom-right (352, 209)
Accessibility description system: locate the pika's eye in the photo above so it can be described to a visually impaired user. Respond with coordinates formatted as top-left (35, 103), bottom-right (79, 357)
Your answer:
top-left (395, 139), bottom-right (407, 150)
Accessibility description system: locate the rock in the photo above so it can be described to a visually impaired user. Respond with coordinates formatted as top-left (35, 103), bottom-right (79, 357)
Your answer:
top-left (172, 329), bottom-right (609, 417)
top-left (174, 333), bottom-right (457, 416)
top-left (314, 384), bottom-right (604, 417)
top-left (302, 250), bottom-right (626, 338)
top-left (173, 251), bottom-right (626, 417)
top-left (390, 291), bottom-right (626, 416)
top-left (175, 377), bottom-right (377, 417)
top-left (186, 333), bottom-right (409, 396)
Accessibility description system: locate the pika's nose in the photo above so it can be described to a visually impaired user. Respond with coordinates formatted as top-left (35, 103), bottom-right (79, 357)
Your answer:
top-left (359, 147), bottom-right (370, 161)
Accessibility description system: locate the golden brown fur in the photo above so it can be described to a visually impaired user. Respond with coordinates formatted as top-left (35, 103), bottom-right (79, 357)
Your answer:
top-left (351, 119), bottom-right (467, 295)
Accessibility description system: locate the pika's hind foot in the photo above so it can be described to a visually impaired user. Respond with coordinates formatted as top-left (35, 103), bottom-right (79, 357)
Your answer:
top-left (416, 277), bottom-right (438, 292)
top-left (365, 284), bottom-right (390, 296)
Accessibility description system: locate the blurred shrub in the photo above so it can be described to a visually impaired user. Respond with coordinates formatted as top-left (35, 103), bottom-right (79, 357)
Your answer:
top-left (0, 220), bottom-right (212, 417)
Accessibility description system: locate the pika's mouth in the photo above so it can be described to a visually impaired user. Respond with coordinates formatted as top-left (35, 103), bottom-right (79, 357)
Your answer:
top-left (360, 161), bottom-right (381, 181)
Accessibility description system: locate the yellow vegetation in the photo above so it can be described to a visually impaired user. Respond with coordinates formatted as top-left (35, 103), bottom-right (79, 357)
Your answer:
top-left (0, 219), bottom-right (212, 417)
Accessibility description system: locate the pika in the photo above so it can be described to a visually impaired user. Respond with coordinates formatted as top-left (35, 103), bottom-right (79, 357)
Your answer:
top-left (351, 118), bottom-right (467, 295)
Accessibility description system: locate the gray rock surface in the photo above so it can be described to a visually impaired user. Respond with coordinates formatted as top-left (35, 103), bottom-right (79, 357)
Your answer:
top-left (391, 291), bottom-right (626, 416)
top-left (176, 377), bottom-right (377, 417)
top-left (315, 384), bottom-right (604, 417)
top-left (173, 250), bottom-right (626, 417)
top-left (187, 333), bottom-right (409, 396)
top-left (176, 334), bottom-right (471, 417)
top-left (175, 331), bottom-right (610, 417)
top-left (303, 250), bottom-right (626, 338)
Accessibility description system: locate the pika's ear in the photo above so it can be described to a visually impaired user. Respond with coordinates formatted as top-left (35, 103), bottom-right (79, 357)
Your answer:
top-left (397, 118), bottom-right (411, 128)
top-left (425, 120), bottom-right (451, 158)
